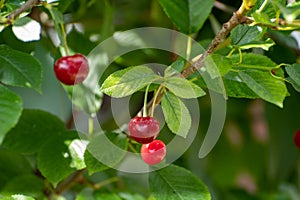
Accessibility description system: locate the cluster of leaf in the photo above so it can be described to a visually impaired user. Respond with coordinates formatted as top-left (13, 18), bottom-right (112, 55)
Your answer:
top-left (100, 64), bottom-right (205, 138)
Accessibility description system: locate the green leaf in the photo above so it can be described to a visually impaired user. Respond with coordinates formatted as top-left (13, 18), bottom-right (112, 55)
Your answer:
top-left (85, 133), bottom-right (128, 175)
top-left (1, 174), bottom-right (44, 197)
top-left (205, 54), bottom-right (232, 78)
top-left (170, 59), bottom-right (185, 73)
top-left (286, 64), bottom-right (300, 86)
top-left (100, 66), bottom-right (161, 98)
top-left (267, 29), bottom-right (299, 50)
top-left (0, 85), bottom-right (22, 144)
top-left (149, 164), bottom-right (211, 200)
top-left (252, 12), bottom-right (273, 25)
top-left (239, 70), bottom-right (288, 107)
top-left (0, 45), bottom-right (42, 92)
top-left (37, 130), bottom-right (78, 186)
top-left (164, 77), bottom-right (206, 99)
top-left (287, 77), bottom-right (300, 92)
top-left (230, 24), bottom-right (266, 47)
top-left (224, 72), bottom-right (259, 99)
top-left (0, 149), bottom-right (32, 190)
top-left (157, 0), bottom-right (214, 34)
top-left (191, 71), bottom-right (256, 99)
top-left (231, 53), bottom-right (277, 70)
top-left (161, 92), bottom-right (191, 138)
top-left (2, 109), bottom-right (66, 154)
top-left (84, 150), bottom-right (108, 175)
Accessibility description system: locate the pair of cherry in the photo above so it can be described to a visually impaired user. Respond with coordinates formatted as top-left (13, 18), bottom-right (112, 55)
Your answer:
top-left (128, 116), bottom-right (166, 165)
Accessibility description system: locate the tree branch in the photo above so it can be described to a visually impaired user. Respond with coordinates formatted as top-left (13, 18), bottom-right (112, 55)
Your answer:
top-left (181, 1), bottom-right (254, 78)
top-left (6, 0), bottom-right (39, 24)
top-left (55, 169), bottom-right (85, 195)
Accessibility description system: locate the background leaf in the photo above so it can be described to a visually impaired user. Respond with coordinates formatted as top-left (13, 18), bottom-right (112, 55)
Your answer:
top-left (239, 70), bottom-right (288, 107)
top-left (149, 164), bottom-right (210, 200)
top-left (37, 131), bottom-right (78, 186)
top-left (286, 64), bottom-right (300, 86)
top-left (231, 53), bottom-right (277, 70)
top-left (230, 25), bottom-right (266, 46)
top-left (0, 45), bottom-right (42, 92)
top-left (0, 85), bottom-right (22, 144)
top-left (224, 72), bottom-right (259, 98)
top-left (157, 0), bottom-right (214, 34)
top-left (0, 149), bottom-right (33, 191)
top-left (85, 133), bottom-right (128, 175)
top-left (161, 92), bottom-right (191, 138)
top-left (100, 66), bottom-right (161, 98)
top-left (1, 174), bottom-right (44, 197)
top-left (84, 150), bottom-right (109, 175)
top-left (2, 109), bottom-right (66, 154)
top-left (205, 54), bottom-right (232, 79)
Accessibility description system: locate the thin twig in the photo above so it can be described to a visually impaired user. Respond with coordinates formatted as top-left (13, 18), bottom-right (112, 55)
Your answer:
top-left (55, 169), bottom-right (85, 195)
top-left (6, 0), bottom-right (39, 24)
top-left (181, 1), bottom-right (252, 78)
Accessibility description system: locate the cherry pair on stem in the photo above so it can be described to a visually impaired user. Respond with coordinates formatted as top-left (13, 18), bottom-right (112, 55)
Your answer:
top-left (128, 84), bottom-right (166, 165)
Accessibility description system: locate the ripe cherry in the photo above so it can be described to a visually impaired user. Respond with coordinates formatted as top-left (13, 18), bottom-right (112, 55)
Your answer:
top-left (128, 116), bottom-right (160, 144)
top-left (140, 140), bottom-right (166, 165)
top-left (294, 129), bottom-right (300, 149)
top-left (54, 54), bottom-right (89, 85)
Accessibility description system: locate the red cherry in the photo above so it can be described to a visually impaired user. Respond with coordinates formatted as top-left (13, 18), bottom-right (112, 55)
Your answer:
top-left (294, 129), bottom-right (300, 149)
top-left (54, 54), bottom-right (89, 85)
top-left (140, 140), bottom-right (166, 165)
top-left (128, 116), bottom-right (160, 144)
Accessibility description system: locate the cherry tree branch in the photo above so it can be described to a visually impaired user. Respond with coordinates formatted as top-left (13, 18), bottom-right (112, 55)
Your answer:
top-left (181, 1), bottom-right (255, 78)
top-left (6, 0), bottom-right (39, 24)
top-left (55, 169), bottom-right (85, 195)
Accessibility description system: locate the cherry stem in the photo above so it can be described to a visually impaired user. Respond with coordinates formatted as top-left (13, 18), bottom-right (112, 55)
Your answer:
top-left (128, 142), bottom-right (138, 153)
top-left (61, 23), bottom-right (70, 56)
top-left (143, 84), bottom-right (151, 117)
top-left (150, 84), bottom-right (164, 117)
top-left (186, 36), bottom-right (192, 61)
